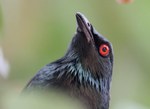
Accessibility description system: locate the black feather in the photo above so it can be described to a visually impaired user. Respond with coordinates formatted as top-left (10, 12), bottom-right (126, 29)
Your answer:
top-left (23, 12), bottom-right (114, 109)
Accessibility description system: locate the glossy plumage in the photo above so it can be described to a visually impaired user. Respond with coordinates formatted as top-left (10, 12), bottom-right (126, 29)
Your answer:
top-left (24, 12), bottom-right (113, 109)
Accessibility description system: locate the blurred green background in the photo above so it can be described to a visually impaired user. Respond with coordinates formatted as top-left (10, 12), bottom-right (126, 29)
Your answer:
top-left (0, 0), bottom-right (150, 109)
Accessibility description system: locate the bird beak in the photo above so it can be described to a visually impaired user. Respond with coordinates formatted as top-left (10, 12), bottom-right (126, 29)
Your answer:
top-left (76, 12), bottom-right (94, 43)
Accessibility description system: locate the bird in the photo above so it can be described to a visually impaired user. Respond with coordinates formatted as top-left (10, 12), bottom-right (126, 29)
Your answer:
top-left (23, 12), bottom-right (114, 109)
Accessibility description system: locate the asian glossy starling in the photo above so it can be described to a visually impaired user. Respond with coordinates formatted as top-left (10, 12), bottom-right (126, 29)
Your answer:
top-left (24, 12), bottom-right (113, 109)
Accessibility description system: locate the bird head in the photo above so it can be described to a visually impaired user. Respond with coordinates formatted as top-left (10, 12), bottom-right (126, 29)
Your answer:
top-left (66, 12), bottom-right (113, 83)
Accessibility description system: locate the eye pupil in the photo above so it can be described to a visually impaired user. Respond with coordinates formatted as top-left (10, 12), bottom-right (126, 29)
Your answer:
top-left (102, 47), bottom-right (107, 52)
top-left (99, 44), bottom-right (110, 56)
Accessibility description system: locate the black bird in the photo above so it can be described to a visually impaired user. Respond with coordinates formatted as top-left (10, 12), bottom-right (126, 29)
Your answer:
top-left (24, 12), bottom-right (113, 109)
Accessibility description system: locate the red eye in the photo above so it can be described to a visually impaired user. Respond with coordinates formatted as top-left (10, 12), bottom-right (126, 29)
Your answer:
top-left (99, 44), bottom-right (110, 56)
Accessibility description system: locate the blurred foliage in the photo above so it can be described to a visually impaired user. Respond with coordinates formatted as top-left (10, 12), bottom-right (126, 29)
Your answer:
top-left (0, 0), bottom-right (150, 109)
top-left (2, 90), bottom-right (84, 109)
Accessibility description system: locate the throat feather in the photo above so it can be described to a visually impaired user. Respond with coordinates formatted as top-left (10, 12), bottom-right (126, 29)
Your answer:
top-left (64, 62), bottom-right (110, 93)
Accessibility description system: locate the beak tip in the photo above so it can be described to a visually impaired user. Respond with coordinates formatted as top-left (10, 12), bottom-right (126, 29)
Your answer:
top-left (75, 12), bottom-right (83, 32)
top-left (76, 12), bottom-right (82, 17)
top-left (75, 12), bottom-right (82, 23)
top-left (75, 12), bottom-right (91, 26)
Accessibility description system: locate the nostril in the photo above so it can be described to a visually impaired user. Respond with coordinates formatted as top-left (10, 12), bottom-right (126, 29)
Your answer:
top-left (87, 23), bottom-right (90, 27)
